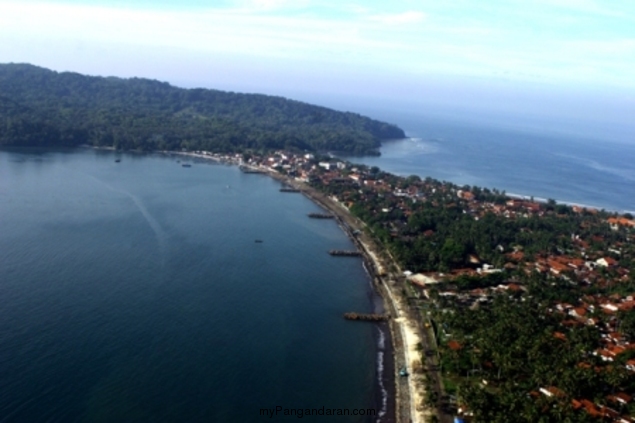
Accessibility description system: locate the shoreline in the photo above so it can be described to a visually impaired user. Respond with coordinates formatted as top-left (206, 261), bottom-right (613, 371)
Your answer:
top-left (83, 145), bottom-right (634, 214)
top-left (170, 150), bottom-right (428, 422)
top-left (237, 161), bottom-right (428, 422)
top-left (281, 173), bottom-right (429, 423)
top-left (506, 192), bottom-right (635, 215)
top-left (348, 137), bottom-right (634, 215)
top-left (8, 145), bottom-right (633, 214)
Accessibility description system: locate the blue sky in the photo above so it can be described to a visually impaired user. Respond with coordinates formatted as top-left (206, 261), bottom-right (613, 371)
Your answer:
top-left (1, 0), bottom-right (634, 139)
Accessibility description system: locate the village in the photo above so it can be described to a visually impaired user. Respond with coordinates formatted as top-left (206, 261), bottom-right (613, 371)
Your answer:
top-left (189, 148), bottom-right (635, 422)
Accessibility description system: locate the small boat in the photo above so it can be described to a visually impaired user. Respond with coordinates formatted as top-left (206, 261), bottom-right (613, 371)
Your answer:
top-left (182, 163), bottom-right (192, 168)
top-left (255, 239), bottom-right (263, 243)
top-left (115, 159), bottom-right (121, 163)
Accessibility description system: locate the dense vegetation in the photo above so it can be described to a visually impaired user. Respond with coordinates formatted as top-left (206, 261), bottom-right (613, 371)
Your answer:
top-left (0, 63), bottom-right (404, 154)
top-left (318, 172), bottom-right (629, 275)
top-left (307, 161), bottom-right (635, 422)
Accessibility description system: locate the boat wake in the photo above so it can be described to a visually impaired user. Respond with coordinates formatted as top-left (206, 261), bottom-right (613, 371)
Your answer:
top-left (85, 174), bottom-right (168, 269)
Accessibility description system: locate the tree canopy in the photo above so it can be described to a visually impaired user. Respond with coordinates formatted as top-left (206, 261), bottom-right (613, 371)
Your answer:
top-left (0, 63), bottom-right (405, 154)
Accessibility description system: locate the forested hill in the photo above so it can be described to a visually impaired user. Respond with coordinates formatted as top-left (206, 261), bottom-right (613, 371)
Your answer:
top-left (0, 63), bottom-right (405, 154)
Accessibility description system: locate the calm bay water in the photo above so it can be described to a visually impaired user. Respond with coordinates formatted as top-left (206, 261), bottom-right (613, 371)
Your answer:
top-left (349, 113), bottom-right (635, 214)
top-left (3, 112), bottom-right (628, 422)
top-left (0, 148), bottom-right (382, 422)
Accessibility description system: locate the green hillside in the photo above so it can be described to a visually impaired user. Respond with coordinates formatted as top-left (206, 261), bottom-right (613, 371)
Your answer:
top-left (0, 64), bottom-right (404, 154)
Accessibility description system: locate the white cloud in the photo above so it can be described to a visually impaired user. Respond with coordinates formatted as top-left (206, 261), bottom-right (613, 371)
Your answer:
top-left (565, 38), bottom-right (635, 55)
top-left (366, 11), bottom-right (426, 25)
top-left (0, 1), bottom-right (417, 62)
top-left (230, 0), bottom-right (312, 13)
top-left (0, 0), bottom-right (633, 90)
top-left (537, 0), bottom-right (635, 19)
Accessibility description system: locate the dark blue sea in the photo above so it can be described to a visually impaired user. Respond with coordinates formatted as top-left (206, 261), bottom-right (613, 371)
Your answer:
top-left (348, 112), bottom-right (635, 214)
top-left (0, 149), bottom-right (387, 422)
top-left (1, 112), bottom-right (632, 423)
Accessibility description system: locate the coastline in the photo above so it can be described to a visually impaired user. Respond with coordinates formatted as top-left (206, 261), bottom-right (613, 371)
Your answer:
top-left (3, 147), bottom-right (404, 422)
top-left (99, 146), bottom-right (633, 215)
top-left (352, 137), bottom-right (635, 216)
top-left (270, 170), bottom-right (429, 423)
top-left (78, 146), bottom-right (633, 422)
top-left (506, 192), bottom-right (635, 215)
top-left (235, 158), bottom-right (429, 422)
top-left (170, 150), bottom-right (428, 422)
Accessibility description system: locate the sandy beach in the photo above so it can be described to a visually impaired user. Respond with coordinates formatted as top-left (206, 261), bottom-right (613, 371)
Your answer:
top-left (271, 171), bottom-right (430, 423)
top-left (355, 233), bottom-right (428, 423)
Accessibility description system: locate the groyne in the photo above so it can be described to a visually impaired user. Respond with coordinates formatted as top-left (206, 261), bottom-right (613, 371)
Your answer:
top-left (287, 182), bottom-right (420, 422)
top-left (344, 312), bottom-right (390, 322)
top-left (308, 213), bottom-right (334, 219)
top-left (328, 250), bottom-right (362, 257)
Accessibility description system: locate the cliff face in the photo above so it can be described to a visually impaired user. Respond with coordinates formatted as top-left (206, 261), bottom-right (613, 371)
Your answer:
top-left (0, 63), bottom-right (405, 154)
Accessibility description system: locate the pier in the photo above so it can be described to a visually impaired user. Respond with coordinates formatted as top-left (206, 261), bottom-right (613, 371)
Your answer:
top-left (328, 250), bottom-right (362, 257)
top-left (239, 165), bottom-right (264, 174)
top-left (344, 312), bottom-right (390, 322)
top-left (308, 213), bottom-right (335, 219)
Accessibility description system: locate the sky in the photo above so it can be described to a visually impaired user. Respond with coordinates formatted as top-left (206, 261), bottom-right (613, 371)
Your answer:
top-left (1, 0), bottom-right (634, 141)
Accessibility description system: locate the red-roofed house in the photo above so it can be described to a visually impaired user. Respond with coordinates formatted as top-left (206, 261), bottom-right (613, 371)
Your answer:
top-left (553, 332), bottom-right (567, 341)
top-left (608, 392), bottom-right (632, 405)
top-left (540, 386), bottom-right (565, 398)
top-left (570, 307), bottom-right (587, 319)
top-left (448, 340), bottom-right (462, 351)
top-left (547, 259), bottom-right (570, 275)
top-left (597, 257), bottom-right (618, 267)
top-left (608, 217), bottom-right (635, 228)
top-left (579, 399), bottom-right (619, 419)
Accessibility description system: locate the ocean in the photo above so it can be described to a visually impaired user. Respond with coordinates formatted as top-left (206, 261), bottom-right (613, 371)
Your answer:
top-left (1, 111), bottom-right (632, 422)
top-left (0, 148), bottom-right (385, 422)
top-left (344, 111), bottom-right (635, 214)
